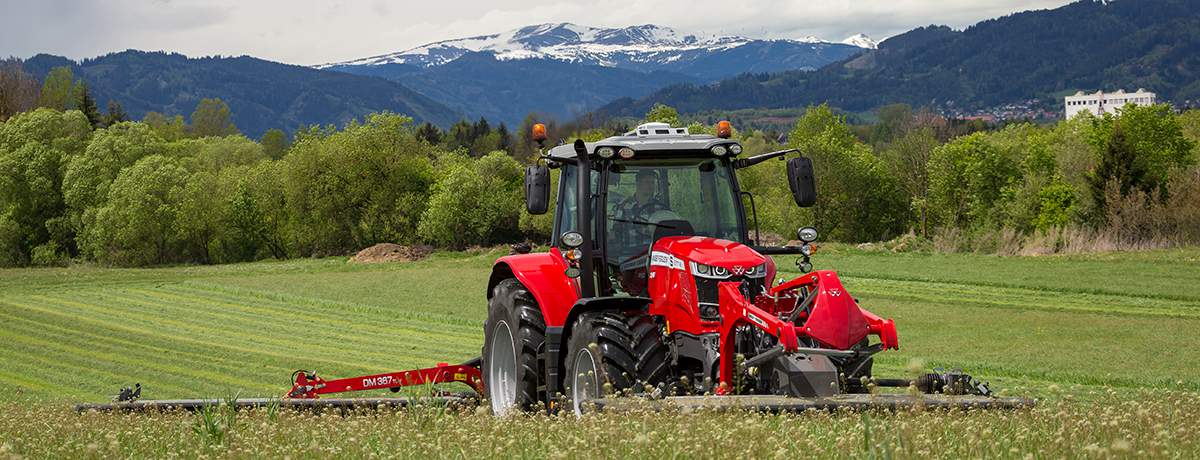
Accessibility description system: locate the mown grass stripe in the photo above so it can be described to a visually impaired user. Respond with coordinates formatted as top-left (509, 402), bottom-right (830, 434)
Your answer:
top-left (128, 284), bottom-right (482, 341)
top-left (823, 269), bottom-right (1200, 303)
top-left (0, 368), bottom-right (86, 399)
top-left (0, 308), bottom-right (274, 391)
top-left (26, 292), bottom-right (475, 366)
top-left (851, 280), bottom-right (1200, 319)
top-left (93, 290), bottom-right (483, 367)
top-left (0, 339), bottom-right (207, 399)
top-left (0, 298), bottom-right (410, 375)
top-left (174, 280), bottom-right (483, 327)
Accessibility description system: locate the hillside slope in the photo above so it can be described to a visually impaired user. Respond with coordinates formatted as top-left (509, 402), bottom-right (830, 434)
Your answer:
top-left (596, 0), bottom-right (1200, 117)
top-left (22, 51), bottom-right (461, 137)
top-left (337, 53), bottom-right (699, 125)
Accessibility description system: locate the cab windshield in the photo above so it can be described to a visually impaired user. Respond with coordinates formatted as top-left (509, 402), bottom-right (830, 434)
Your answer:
top-left (603, 157), bottom-right (743, 294)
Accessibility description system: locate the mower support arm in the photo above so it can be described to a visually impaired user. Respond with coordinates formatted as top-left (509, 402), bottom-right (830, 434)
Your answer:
top-left (286, 362), bottom-right (484, 399)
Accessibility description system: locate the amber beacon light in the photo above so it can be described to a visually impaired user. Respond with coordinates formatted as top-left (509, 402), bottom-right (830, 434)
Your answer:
top-left (716, 120), bottom-right (732, 139)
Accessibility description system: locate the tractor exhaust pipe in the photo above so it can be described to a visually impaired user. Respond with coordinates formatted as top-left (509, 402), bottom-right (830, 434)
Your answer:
top-left (573, 139), bottom-right (596, 298)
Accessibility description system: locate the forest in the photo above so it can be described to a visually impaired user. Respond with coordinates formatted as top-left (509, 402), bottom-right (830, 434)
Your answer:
top-left (1, 65), bottom-right (1198, 267)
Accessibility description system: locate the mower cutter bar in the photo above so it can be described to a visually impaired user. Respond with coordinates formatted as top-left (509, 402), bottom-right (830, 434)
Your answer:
top-left (75, 396), bottom-right (476, 413)
top-left (595, 394), bottom-right (1035, 413)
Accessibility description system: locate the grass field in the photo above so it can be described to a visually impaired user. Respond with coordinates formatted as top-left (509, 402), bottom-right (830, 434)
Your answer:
top-left (1, 247), bottom-right (1199, 457)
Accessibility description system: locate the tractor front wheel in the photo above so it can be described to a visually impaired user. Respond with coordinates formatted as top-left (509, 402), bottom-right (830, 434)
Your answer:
top-left (482, 279), bottom-right (545, 415)
top-left (563, 311), bottom-right (667, 414)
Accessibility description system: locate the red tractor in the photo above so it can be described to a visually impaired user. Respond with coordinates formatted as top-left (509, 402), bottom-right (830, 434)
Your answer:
top-left (82, 122), bottom-right (1028, 414)
top-left (478, 122), bottom-right (1005, 415)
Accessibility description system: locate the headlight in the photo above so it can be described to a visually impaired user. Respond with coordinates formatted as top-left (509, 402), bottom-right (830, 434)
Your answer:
top-left (743, 263), bottom-right (768, 278)
top-left (618, 147), bottom-right (635, 159)
top-left (691, 261), bottom-right (767, 279)
top-left (729, 144), bottom-right (743, 155)
top-left (561, 231), bottom-right (584, 248)
top-left (798, 226), bottom-right (818, 243)
top-left (711, 145), bottom-right (728, 156)
top-left (596, 147), bottom-right (615, 158)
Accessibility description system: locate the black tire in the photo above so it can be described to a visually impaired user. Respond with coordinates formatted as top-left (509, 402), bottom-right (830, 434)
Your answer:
top-left (563, 311), bottom-right (669, 413)
top-left (481, 279), bottom-right (545, 415)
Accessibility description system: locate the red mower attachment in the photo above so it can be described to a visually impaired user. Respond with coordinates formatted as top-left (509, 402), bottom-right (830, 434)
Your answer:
top-left (286, 361), bottom-right (484, 399)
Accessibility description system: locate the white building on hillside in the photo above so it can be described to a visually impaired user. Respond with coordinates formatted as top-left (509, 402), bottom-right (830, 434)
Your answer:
top-left (1065, 89), bottom-right (1156, 118)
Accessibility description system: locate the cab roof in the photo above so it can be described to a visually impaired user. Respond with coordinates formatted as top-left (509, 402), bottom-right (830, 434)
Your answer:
top-left (546, 122), bottom-right (740, 161)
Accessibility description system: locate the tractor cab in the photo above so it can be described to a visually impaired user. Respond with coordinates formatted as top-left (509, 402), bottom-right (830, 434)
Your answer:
top-left (529, 122), bottom-right (815, 300)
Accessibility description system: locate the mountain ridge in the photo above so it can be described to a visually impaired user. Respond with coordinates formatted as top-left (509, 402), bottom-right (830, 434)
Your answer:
top-left (21, 50), bottom-right (460, 138)
top-left (319, 22), bottom-right (872, 74)
top-left (593, 0), bottom-right (1200, 120)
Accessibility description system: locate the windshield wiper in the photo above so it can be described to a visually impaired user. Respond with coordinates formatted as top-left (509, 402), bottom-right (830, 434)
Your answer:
top-left (608, 217), bottom-right (676, 229)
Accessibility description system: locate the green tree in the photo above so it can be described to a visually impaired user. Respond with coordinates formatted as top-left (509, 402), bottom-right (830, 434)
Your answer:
top-left (496, 122), bottom-right (512, 154)
top-left (419, 151), bottom-right (523, 248)
top-left (142, 111), bottom-right (187, 141)
top-left (446, 119), bottom-right (474, 152)
top-left (76, 84), bottom-right (101, 129)
top-left (259, 129), bottom-right (290, 160)
top-left (644, 103), bottom-right (680, 126)
top-left (189, 98), bottom-right (238, 137)
top-left (927, 132), bottom-right (1023, 229)
top-left (81, 155), bottom-right (189, 265)
top-left (883, 127), bottom-right (938, 235)
top-left (281, 113), bottom-right (434, 255)
top-left (415, 122), bottom-right (443, 145)
top-left (37, 67), bottom-right (79, 110)
top-left (0, 109), bottom-right (93, 265)
top-left (103, 101), bottom-right (129, 127)
top-left (227, 161), bottom-right (290, 260)
top-left (170, 135), bottom-right (267, 172)
top-left (63, 122), bottom-right (169, 237)
top-left (0, 59), bottom-right (40, 121)
top-left (787, 104), bottom-right (907, 242)
top-left (868, 103), bottom-right (914, 147)
top-left (1088, 104), bottom-right (1195, 199)
top-left (1087, 122), bottom-right (1144, 221)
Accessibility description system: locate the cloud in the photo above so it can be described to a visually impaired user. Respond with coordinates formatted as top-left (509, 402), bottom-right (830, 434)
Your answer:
top-left (0, 0), bottom-right (1074, 65)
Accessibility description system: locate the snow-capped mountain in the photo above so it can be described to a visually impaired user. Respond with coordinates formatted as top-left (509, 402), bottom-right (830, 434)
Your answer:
top-left (320, 23), bottom-right (870, 76)
top-left (319, 23), bottom-right (872, 126)
top-left (841, 33), bottom-right (879, 49)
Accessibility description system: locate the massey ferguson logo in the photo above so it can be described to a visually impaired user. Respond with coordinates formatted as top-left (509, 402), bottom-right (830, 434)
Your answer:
top-left (828, 289), bottom-right (842, 297)
top-left (730, 266), bottom-right (746, 276)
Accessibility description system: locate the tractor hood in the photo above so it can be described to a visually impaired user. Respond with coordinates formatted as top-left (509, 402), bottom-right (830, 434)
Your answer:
top-left (653, 236), bottom-right (766, 269)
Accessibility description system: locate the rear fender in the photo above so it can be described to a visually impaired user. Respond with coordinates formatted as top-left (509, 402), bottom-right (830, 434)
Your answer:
top-left (490, 248), bottom-right (580, 328)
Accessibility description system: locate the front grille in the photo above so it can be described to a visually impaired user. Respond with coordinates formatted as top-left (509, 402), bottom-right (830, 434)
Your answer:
top-left (695, 276), bottom-right (767, 320)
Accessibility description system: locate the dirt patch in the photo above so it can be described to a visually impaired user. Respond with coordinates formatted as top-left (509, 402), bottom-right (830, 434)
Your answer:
top-left (349, 243), bottom-right (433, 264)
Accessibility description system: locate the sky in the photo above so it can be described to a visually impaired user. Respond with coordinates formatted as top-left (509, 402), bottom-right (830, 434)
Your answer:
top-left (2, 0), bottom-right (1075, 66)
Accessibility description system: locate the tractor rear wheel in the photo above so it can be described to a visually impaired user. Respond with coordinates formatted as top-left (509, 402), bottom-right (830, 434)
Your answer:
top-left (482, 279), bottom-right (545, 415)
top-left (563, 311), bottom-right (668, 414)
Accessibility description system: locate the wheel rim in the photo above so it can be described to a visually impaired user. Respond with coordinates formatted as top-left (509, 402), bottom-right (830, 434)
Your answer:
top-left (571, 347), bottom-right (599, 415)
top-left (488, 320), bottom-right (518, 415)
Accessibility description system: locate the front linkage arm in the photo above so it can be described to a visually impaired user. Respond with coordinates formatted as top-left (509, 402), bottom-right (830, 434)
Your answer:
top-left (714, 270), bottom-right (899, 394)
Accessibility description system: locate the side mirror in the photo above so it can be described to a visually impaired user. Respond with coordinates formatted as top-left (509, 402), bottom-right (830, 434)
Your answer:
top-left (786, 157), bottom-right (817, 208)
top-left (524, 164), bottom-right (550, 214)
